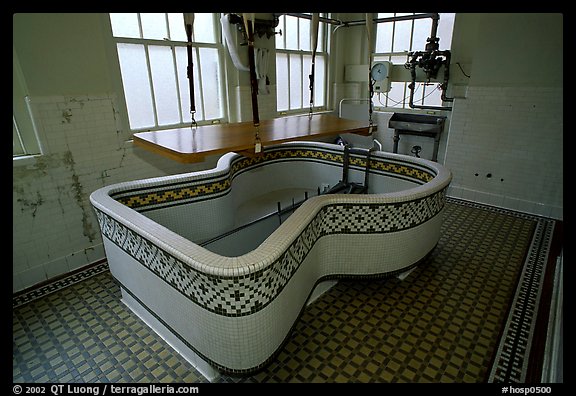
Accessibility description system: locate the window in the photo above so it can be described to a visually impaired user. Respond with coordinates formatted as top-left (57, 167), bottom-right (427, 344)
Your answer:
top-left (275, 14), bottom-right (328, 114)
top-left (373, 13), bottom-right (455, 109)
top-left (13, 48), bottom-right (42, 158)
top-left (109, 13), bottom-right (226, 131)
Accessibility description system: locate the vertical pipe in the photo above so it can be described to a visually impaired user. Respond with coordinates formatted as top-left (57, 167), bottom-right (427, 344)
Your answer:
top-left (342, 145), bottom-right (350, 184)
top-left (365, 13), bottom-right (375, 133)
top-left (363, 148), bottom-right (372, 191)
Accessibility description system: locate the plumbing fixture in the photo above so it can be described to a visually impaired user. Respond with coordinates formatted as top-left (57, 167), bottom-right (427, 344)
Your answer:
top-left (411, 145), bottom-right (422, 158)
top-left (389, 112), bottom-right (446, 161)
top-left (325, 145), bottom-right (374, 195)
top-left (404, 13), bottom-right (453, 111)
top-left (227, 13), bottom-right (280, 42)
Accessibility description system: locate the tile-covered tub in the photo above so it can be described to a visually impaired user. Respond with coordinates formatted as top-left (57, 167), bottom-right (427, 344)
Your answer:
top-left (90, 141), bottom-right (452, 380)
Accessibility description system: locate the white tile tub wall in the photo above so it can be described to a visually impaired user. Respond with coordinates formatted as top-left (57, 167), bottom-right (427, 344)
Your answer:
top-left (13, 94), bottom-right (219, 293)
top-left (444, 86), bottom-right (563, 220)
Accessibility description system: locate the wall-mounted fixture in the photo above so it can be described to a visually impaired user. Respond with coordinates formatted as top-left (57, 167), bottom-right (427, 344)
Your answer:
top-left (273, 13), bottom-right (454, 115)
top-left (370, 61), bottom-right (392, 93)
top-left (389, 112), bottom-right (447, 162)
top-left (227, 13), bottom-right (281, 43)
top-left (404, 13), bottom-right (453, 111)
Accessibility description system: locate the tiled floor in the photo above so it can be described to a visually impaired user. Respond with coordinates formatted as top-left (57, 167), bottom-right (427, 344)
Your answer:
top-left (12, 198), bottom-right (560, 383)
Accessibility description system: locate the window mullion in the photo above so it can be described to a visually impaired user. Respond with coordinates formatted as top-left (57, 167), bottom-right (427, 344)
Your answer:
top-left (195, 47), bottom-right (206, 121)
top-left (171, 45), bottom-right (184, 124)
top-left (137, 13), bottom-right (144, 38)
top-left (390, 15), bottom-right (396, 53)
top-left (297, 17), bottom-right (300, 52)
top-left (164, 13), bottom-right (171, 40)
top-left (300, 53), bottom-right (304, 111)
top-left (111, 13), bottom-right (228, 131)
top-left (136, 13), bottom-right (159, 127)
top-left (286, 52), bottom-right (291, 110)
top-left (143, 44), bottom-right (159, 128)
top-left (409, 13), bottom-right (415, 52)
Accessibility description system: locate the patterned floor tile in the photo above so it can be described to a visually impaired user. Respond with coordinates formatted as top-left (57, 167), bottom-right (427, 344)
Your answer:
top-left (13, 199), bottom-right (559, 383)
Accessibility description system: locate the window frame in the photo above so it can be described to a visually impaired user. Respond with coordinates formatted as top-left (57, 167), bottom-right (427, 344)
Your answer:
top-left (107, 13), bottom-right (228, 133)
top-left (275, 13), bottom-right (329, 116)
top-left (13, 46), bottom-right (43, 159)
top-left (372, 13), bottom-right (455, 111)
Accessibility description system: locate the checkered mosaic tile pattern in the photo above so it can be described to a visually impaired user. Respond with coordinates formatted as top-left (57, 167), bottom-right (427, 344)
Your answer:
top-left (94, 188), bottom-right (446, 317)
top-left (13, 199), bottom-right (555, 383)
top-left (112, 146), bottom-right (436, 211)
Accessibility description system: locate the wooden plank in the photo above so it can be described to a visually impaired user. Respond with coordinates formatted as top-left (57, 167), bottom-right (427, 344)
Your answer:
top-left (133, 113), bottom-right (375, 163)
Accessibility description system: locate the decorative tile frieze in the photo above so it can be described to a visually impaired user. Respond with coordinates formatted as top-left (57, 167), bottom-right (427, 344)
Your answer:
top-left (113, 147), bottom-right (436, 211)
top-left (95, 188), bottom-right (446, 317)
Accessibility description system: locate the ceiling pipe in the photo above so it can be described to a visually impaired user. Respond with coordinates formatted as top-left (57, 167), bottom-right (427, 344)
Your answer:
top-left (281, 12), bottom-right (438, 27)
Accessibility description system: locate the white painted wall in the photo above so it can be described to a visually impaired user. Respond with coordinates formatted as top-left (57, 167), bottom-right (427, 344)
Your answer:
top-left (443, 13), bottom-right (563, 219)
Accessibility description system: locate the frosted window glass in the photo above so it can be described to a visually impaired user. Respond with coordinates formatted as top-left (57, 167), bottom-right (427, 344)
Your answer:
top-left (194, 13), bottom-right (216, 43)
top-left (387, 82), bottom-right (406, 108)
top-left (168, 13), bottom-right (186, 41)
top-left (116, 43), bottom-right (155, 129)
top-left (276, 15), bottom-right (286, 49)
top-left (314, 56), bottom-right (325, 107)
top-left (390, 55), bottom-right (407, 65)
top-left (285, 16), bottom-right (299, 50)
top-left (141, 13), bottom-right (168, 40)
top-left (110, 13), bottom-right (140, 38)
top-left (299, 17), bottom-right (311, 51)
top-left (148, 45), bottom-right (180, 125)
top-left (423, 83), bottom-right (442, 107)
top-left (276, 53), bottom-right (289, 111)
top-left (317, 19), bottom-right (325, 52)
top-left (289, 54), bottom-right (302, 109)
top-left (199, 48), bottom-right (222, 119)
top-left (392, 14), bottom-right (413, 52)
top-left (375, 13), bottom-right (394, 53)
top-left (412, 17), bottom-right (432, 51)
top-left (302, 55), bottom-right (311, 106)
top-left (437, 13), bottom-right (455, 49)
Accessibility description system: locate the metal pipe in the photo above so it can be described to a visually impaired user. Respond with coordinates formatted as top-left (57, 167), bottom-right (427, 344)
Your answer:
top-left (283, 13), bottom-right (342, 25)
top-left (429, 13), bottom-right (439, 41)
top-left (284, 12), bottom-right (438, 28)
top-left (405, 49), bottom-right (453, 110)
top-left (404, 12), bottom-right (452, 111)
top-left (440, 50), bottom-right (454, 102)
top-left (373, 13), bottom-right (438, 25)
top-left (341, 13), bottom-right (438, 27)
top-left (407, 69), bottom-right (453, 111)
top-left (338, 98), bottom-right (371, 118)
top-left (342, 144), bottom-right (350, 184)
top-left (202, 194), bottom-right (312, 247)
